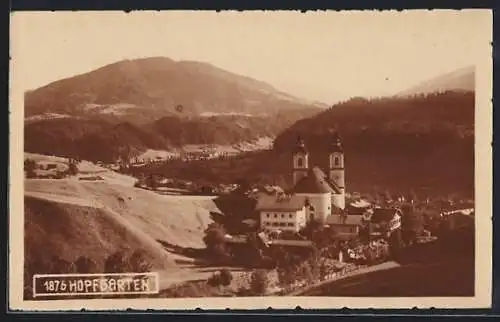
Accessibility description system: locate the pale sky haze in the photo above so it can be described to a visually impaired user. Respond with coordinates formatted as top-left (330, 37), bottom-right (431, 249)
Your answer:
top-left (11, 10), bottom-right (492, 103)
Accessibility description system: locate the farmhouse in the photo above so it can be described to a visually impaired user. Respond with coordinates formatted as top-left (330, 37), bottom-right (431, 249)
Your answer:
top-left (367, 207), bottom-right (403, 237)
top-left (256, 193), bottom-right (307, 232)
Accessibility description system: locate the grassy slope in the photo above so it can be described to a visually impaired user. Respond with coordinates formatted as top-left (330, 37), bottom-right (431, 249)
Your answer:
top-left (299, 232), bottom-right (475, 297)
top-left (23, 153), bottom-right (227, 294)
top-left (25, 179), bottom-right (219, 250)
top-left (300, 257), bottom-right (474, 297)
top-left (25, 195), bottom-right (174, 270)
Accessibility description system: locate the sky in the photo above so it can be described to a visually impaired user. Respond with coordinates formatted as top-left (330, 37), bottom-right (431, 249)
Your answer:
top-left (11, 10), bottom-right (491, 104)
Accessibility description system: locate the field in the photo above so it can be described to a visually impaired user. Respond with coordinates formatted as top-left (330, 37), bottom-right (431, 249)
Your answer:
top-left (23, 154), bottom-right (250, 297)
top-left (298, 234), bottom-right (475, 297)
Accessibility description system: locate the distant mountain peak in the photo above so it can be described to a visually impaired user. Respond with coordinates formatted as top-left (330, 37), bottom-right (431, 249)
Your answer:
top-left (396, 66), bottom-right (475, 97)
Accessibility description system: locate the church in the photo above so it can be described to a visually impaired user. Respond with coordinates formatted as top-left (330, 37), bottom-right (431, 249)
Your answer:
top-left (256, 133), bottom-right (350, 233)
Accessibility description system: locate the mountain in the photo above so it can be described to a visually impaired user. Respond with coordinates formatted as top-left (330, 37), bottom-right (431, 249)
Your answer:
top-left (274, 90), bottom-right (475, 195)
top-left (24, 117), bottom-right (113, 157)
top-left (24, 109), bottom-right (320, 162)
top-left (24, 57), bottom-right (324, 161)
top-left (396, 66), bottom-right (475, 97)
top-left (24, 57), bottom-right (324, 124)
top-left (151, 91), bottom-right (475, 197)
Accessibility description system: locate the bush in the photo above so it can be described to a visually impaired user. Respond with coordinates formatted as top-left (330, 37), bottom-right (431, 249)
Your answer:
top-left (299, 219), bottom-right (323, 240)
top-left (250, 269), bottom-right (269, 295)
top-left (24, 158), bottom-right (37, 178)
top-left (128, 249), bottom-right (152, 273)
top-left (104, 251), bottom-right (128, 273)
top-left (67, 163), bottom-right (79, 176)
top-left (203, 223), bottom-right (231, 263)
top-left (207, 272), bottom-right (222, 287)
top-left (145, 174), bottom-right (157, 190)
top-left (207, 269), bottom-right (233, 287)
top-left (103, 249), bottom-right (153, 274)
top-left (219, 269), bottom-right (233, 286)
top-left (277, 265), bottom-right (296, 289)
top-left (74, 256), bottom-right (98, 273)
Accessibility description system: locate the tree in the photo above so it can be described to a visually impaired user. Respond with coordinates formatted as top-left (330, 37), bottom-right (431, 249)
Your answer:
top-left (145, 174), bottom-right (157, 190)
top-left (371, 187), bottom-right (382, 205)
top-left (246, 232), bottom-right (264, 264)
top-left (400, 205), bottom-right (424, 246)
top-left (312, 227), bottom-right (333, 249)
top-left (207, 272), bottom-right (222, 287)
top-left (128, 249), bottom-right (152, 273)
top-left (300, 219), bottom-right (323, 241)
top-left (277, 265), bottom-right (296, 289)
top-left (104, 251), bottom-right (128, 273)
top-left (301, 258), bottom-right (320, 284)
top-left (74, 256), bottom-right (98, 273)
top-left (203, 223), bottom-right (230, 263)
top-left (388, 229), bottom-right (403, 256)
top-left (235, 178), bottom-right (251, 193)
top-left (409, 189), bottom-right (419, 204)
top-left (219, 269), bottom-right (233, 287)
top-left (383, 190), bottom-right (392, 205)
top-left (319, 259), bottom-right (330, 279)
top-left (24, 158), bottom-right (37, 178)
top-left (68, 163), bottom-right (78, 176)
top-left (250, 269), bottom-right (269, 295)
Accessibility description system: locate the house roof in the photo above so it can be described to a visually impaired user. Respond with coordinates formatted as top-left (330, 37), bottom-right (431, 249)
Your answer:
top-left (325, 213), bottom-right (363, 226)
top-left (269, 239), bottom-right (314, 247)
top-left (255, 193), bottom-right (306, 211)
top-left (371, 208), bottom-right (401, 223)
top-left (289, 167), bottom-right (342, 194)
top-left (349, 199), bottom-right (371, 208)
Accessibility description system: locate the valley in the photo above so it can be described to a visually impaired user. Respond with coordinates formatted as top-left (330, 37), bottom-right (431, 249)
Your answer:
top-left (22, 57), bottom-right (477, 299)
top-left (23, 155), bottom-right (246, 297)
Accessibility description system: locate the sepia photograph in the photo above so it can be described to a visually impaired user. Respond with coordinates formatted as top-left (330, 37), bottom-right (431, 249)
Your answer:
top-left (9, 10), bottom-right (492, 310)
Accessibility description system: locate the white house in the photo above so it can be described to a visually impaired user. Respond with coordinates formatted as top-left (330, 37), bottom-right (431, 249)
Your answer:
top-left (369, 208), bottom-right (403, 235)
top-left (256, 193), bottom-right (307, 232)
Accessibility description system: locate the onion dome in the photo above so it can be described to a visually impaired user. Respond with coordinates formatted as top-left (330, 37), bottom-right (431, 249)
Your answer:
top-left (292, 135), bottom-right (308, 154)
top-left (329, 131), bottom-right (343, 152)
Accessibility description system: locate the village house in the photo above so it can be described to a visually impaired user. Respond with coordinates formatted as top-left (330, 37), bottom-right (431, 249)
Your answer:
top-left (367, 207), bottom-right (403, 237)
top-left (256, 193), bottom-right (307, 232)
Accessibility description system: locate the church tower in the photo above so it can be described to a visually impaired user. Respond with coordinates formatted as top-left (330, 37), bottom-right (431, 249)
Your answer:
top-left (292, 136), bottom-right (309, 185)
top-left (328, 132), bottom-right (345, 193)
